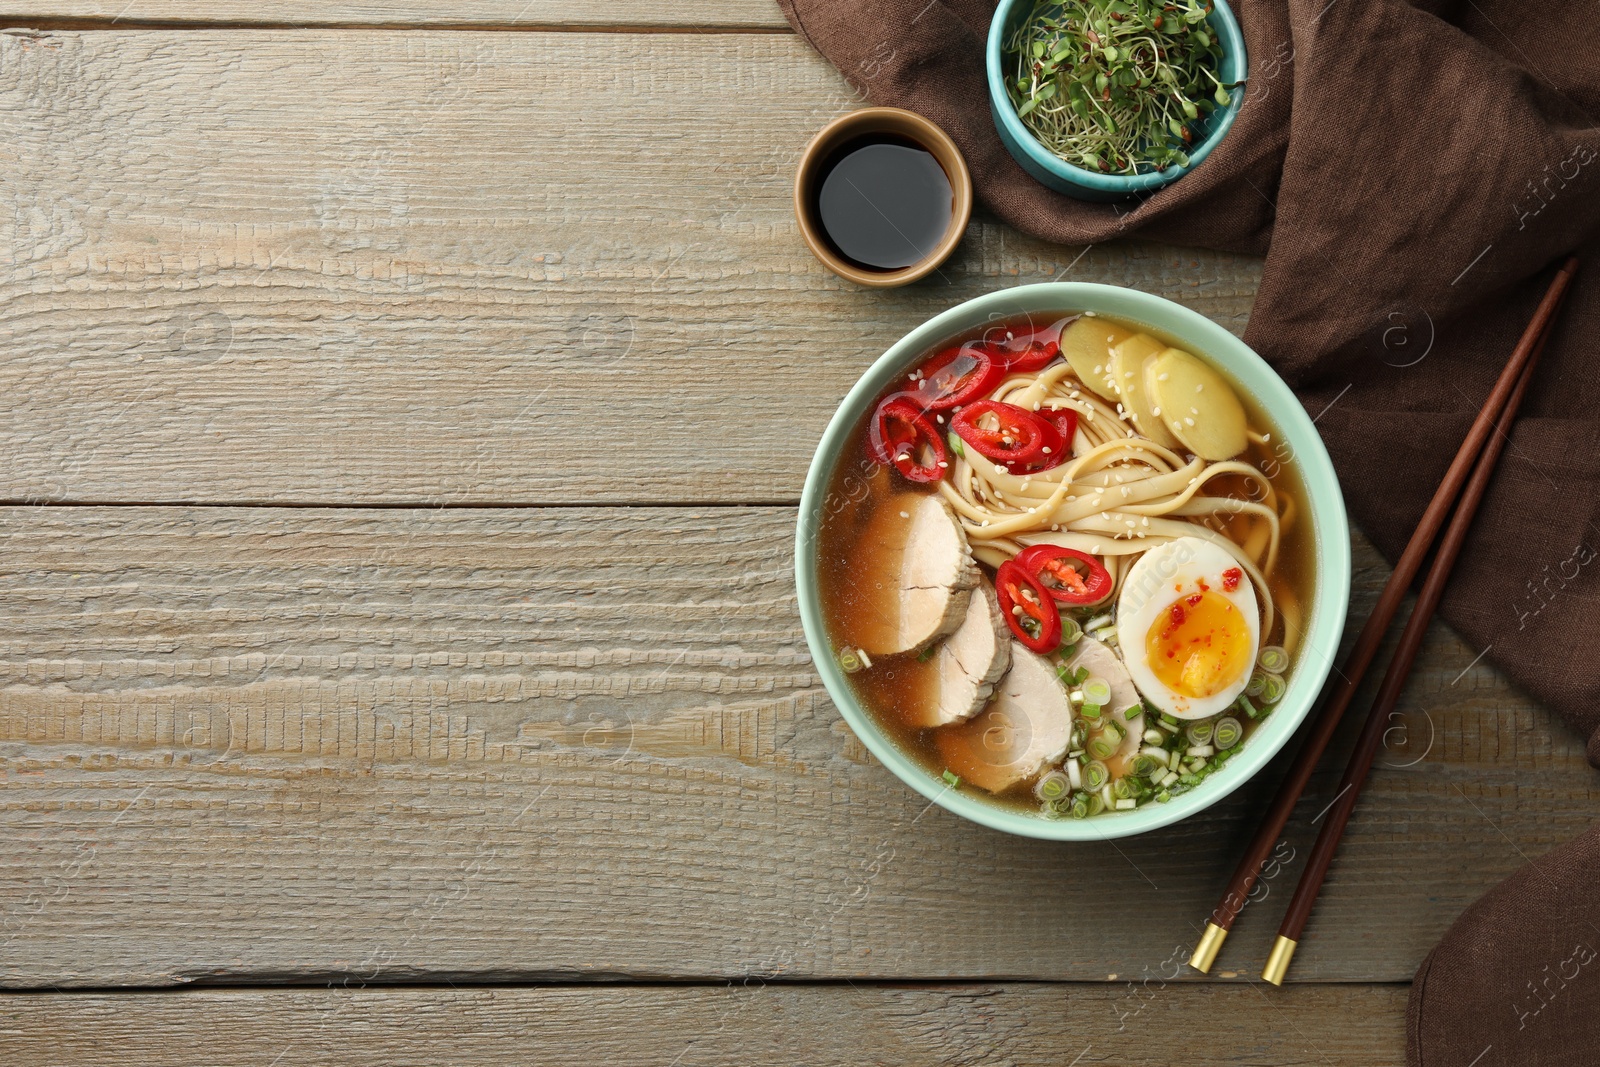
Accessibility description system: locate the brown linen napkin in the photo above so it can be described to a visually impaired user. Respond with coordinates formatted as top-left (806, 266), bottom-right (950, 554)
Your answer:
top-left (777, 0), bottom-right (1600, 756)
top-left (1407, 821), bottom-right (1600, 1065)
top-left (778, 0), bottom-right (1600, 1058)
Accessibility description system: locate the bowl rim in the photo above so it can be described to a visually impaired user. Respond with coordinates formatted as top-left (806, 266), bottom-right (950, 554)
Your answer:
top-left (985, 0), bottom-right (1248, 194)
top-left (794, 283), bottom-right (1350, 840)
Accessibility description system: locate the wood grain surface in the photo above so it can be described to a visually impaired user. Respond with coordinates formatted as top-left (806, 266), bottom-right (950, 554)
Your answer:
top-left (0, 20), bottom-right (1580, 1067)
top-left (0, 984), bottom-right (1409, 1066)
top-left (1, 506), bottom-right (1590, 987)
top-left (0, 28), bottom-right (1258, 507)
top-left (0, 1), bottom-right (792, 29)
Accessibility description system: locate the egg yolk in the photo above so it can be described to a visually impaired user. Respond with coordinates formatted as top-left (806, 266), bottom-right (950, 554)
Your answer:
top-left (1145, 590), bottom-right (1251, 698)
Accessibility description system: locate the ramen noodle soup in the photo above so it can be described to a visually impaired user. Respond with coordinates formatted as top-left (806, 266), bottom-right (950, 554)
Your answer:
top-left (816, 312), bottom-right (1313, 820)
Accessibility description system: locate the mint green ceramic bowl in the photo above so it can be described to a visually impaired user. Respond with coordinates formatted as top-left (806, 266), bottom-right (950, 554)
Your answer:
top-left (795, 283), bottom-right (1350, 840)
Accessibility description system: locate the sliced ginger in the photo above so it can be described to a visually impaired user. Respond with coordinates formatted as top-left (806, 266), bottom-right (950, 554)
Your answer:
top-left (1147, 346), bottom-right (1248, 460)
top-left (1061, 316), bottom-right (1132, 401)
top-left (1108, 333), bottom-right (1180, 449)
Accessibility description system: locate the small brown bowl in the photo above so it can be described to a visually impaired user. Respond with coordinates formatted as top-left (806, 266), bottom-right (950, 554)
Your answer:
top-left (794, 107), bottom-right (973, 289)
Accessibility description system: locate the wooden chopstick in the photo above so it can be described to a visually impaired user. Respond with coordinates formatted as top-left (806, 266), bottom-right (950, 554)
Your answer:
top-left (1189, 255), bottom-right (1581, 975)
top-left (1259, 305), bottom-right (1554, 985)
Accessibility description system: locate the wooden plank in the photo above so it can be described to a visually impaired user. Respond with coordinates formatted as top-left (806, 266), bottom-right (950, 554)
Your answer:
top-left (0, 2), bottom-right (791, 29)
top-left (0, 983), bottom-right (1409, 1066)
top-left (0, 29), bottom-right (1261, 506)
top-left (0, 506), bottom-right (1590, 987)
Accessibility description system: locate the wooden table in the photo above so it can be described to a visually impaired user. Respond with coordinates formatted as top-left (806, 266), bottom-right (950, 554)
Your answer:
top-left (1, 6), bottom-right (1592, 1064)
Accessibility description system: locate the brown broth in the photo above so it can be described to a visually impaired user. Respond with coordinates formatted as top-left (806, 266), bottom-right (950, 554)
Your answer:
top-left (815, 312), bottom-right (1318, 813)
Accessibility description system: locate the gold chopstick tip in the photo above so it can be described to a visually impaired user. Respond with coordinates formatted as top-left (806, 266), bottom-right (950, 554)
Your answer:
top-left (1188, 922), bottom-right (1228, 973)
top-left (1262, 936), bottom-right (1298, 986)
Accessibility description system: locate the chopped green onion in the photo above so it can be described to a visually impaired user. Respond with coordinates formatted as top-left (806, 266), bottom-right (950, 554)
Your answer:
top-left (838, 647), bottom-right (864, 673)
top-left (947, 432), bottom-right (964, 457)
top-left (1237, 693), bottom-right (1260, 719)
top-left (1082, 676), bottom-right (1112, 707)
top-left (1081, 703), bottom-right (1102, 719)
top-left (1260, 672), bottom-right (1287, 705)
top-left (1088, 734), bottom-right (1117, 761)
top-left (1143, 728), bottom-right (1165, 746)
top-left (1112, 777), bottom-right (1136, 800)
top-left (1186, 721), bottom-right (1214, 746)
top-left (1258, 645), bottom-right (1290, 674)
top-left (1156, 790), bottom-right (1172, 803)
top-left (1086, 793), bottom-right (1106, 817)
top-left (1214, 716), bottom-right (1243, 750)
top-left (1161, 713), bottom-right (1179, 727)
top-left (1084, 613), bottom-right (1114, 634)
top-left (1059, 617), bottom-right (1083, 645)
top-left (1246, 670), bottom-right (1268, 698)
top-left (1131, 754), bottom-right (1160, 778)
top-left (1034, 770), bottom-right (1071, 802)
top-left (1084, 760), bottom-right (1110, 791)
top-left (1121, 703), bottom-right (1144, 719)
top-left (1114, 798), bottom-right (1136, 810)
top-left (1070, 792), bottom-right (1091, 819)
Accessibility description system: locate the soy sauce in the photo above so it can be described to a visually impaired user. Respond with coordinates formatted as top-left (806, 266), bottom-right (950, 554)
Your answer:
top-left (814, 135), bottom-right (953, 272)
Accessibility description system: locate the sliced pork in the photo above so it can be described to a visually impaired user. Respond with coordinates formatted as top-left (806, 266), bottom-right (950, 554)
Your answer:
top-left (1062, 635), bottom-right (1143, 766)
top-left (904, 578), bottom-right (1010, 728)
top-left (933, 641), bottom-right (1074, 794)
top-left (854, 493), bottom-right (979, 657)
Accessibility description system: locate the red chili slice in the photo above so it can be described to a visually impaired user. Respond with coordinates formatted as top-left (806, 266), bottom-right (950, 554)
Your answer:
top-left (1043, 408), bottom-right (1079, 450)
top-left (951, 400), bottom-right (1052, 470)
top-left (912, 344), bottom-right (1003, 411)
top-left (999, 338), bottom-right (1060, 373)
top-left (866, 395), bottom-right (947, 483)
top-left (1015, 408), bottom-right (1078, 473)
top-left (984, 315), bottom-right (1077, 372)
top-left (995, 560), bottom-right (1062, 653)
top-left (1014, 545), bottom-right (1114, 606)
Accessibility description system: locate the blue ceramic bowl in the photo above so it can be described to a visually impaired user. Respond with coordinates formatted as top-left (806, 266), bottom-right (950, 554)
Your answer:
top-left (986, 0), bottom-right (1248, 200)
top-left (795, 284), bottom-right (1350, 839)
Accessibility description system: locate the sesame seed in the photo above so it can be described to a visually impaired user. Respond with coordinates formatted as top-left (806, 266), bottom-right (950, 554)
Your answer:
top-left (1195, 383), bottom-right (1204, 392)
top-left (1041, 446), bottom-right (1052, 454)
top-left (1085, 310), bottom-right (1097, 317)
top-left (899, 510), bottom-right (909, 518)
top-left (1158, 373), bottom-right (1169, 382)
top-left (1184, 417), bottom-right (1195, 426)
top-left (1190, 406), bottom-right (1199, 414)
top-left (1093, 364), bottom-right (1103, 374)
top-left (1152, 406), bottom-right (1162, 416)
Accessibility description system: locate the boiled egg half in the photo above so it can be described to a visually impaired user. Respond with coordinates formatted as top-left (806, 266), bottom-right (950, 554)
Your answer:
top-left (1116, 536), bottom-right (1259, 719)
